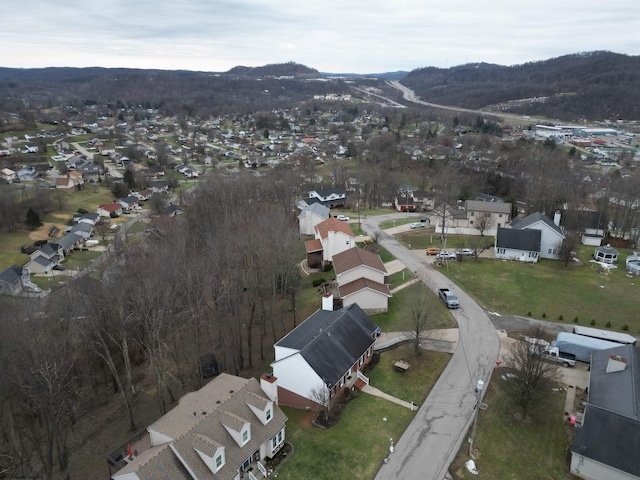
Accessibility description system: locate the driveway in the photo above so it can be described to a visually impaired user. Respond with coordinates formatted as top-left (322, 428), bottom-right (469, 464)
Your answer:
top-left (366, 213), bottom-right (500, 480)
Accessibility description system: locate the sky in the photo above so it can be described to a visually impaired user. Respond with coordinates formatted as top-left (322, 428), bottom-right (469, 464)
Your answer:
top-left (1, 0), bottom-right (639, 74)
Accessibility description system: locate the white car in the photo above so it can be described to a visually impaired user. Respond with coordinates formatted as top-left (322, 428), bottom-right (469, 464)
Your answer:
top-left (410, 223), bottom-right (425, 229)
top-left (336, 215), bottom-right (349, 221)
top-left (436, 251), bottom-right (457, 260)
top-left (456, 248), bottom-right (474, 256)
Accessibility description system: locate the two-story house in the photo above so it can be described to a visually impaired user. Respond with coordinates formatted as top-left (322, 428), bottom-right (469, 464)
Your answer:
top-left (301, 188), bottom-right (347, 209)
top-left (298, 203), bottom-right (330, 236)
top-left (305, 217), bottom-right (356, 267)
top-left (24, 243), bottom-right (64, 274)
top-left (109, 374), bottom-right (287, 480)
top-left (271, 301), bottom-right (379, 410)
top-left (332, 248), bottom-right (392, 313)
top-left (433, 200), bottom-right (511, 236)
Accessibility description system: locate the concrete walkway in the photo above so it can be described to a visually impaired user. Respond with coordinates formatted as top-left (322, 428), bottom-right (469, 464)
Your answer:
top-left (361, 384), bottom-right (417, 410)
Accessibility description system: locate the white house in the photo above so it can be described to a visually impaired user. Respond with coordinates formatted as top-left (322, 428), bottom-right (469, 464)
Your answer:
top-left (332, 248), bottom-right (391, 313)
top-left (306, 217), bottom-right (356, 265)
top-left (494, 227), bottom-right (541, 263)
top-left (433, 200), bottom-right (511, 236)
top-left (510, 212), bottom-right (565, 260)
top-left (110, 374), bottom-right (287, 480)
top-left (271, 301), bottom-right (378, 410)
top-left (298, 203), bottom-right (330, 236)
top-left (302, 187), bottom-right (346, 208)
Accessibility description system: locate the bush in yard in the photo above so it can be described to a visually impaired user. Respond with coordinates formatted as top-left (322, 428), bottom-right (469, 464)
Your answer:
top-left (542, 312), bottom-right (546, 319)
top-left (623, 324), bottom-right (629, 331)
top-left (312, 278), bottom-right (325, 287)
top-left (590, 319), bottom-right (596, 326)
top-left (77, 208), bottom-right (88, 214)
top-left (558, 315), bottom-right (563, 321)
top-left (527, 311), bottom-right (531, 317)
top-left (110, 211), bottom-right (119, 218)
top-left (323, 264), bottom-right (333, 272)
top-left (606, 321), bottom-right (611, 328)
top-left (574, 316), bottom-right (579, 323)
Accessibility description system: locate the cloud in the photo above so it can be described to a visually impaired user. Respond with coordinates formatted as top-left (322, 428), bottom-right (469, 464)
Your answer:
top-left (1, 0), bottom-right (638, 73)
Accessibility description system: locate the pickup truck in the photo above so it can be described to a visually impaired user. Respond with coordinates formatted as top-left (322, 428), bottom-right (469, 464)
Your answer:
top-left (537, 346), bottom-right (576, 367)
top-left (438, 288), bottom-right (460, 309)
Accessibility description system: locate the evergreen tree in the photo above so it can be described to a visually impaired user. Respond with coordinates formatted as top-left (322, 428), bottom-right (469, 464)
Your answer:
top-left (25, 208), bottom-right (43, 230)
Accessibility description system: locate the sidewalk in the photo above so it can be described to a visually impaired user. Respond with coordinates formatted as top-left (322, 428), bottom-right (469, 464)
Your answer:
top-left (361, 384), bottom-right (416, 411)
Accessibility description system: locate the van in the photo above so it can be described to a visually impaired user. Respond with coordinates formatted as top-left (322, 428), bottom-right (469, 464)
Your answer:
top-left (426, 247), bottom-right (439, 255)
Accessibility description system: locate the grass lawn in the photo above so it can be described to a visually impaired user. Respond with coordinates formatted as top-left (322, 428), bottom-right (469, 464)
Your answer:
top-left (387, 269), bottom-right (414, 289)
top-left (62, 250), bottom-right (102, 271)
top-left (277, 347), bottom-right (451, 480)
top-left (371, 282), bottom-right (456, 332)
top-left (0, 230), bottom-right (31, 269)
top-left (450, 371), bottom-right (569, 479)
top-left (443, 254), bottom-right (640, 334)
top-left (379, 218), bottom-right (416, 229)
top-left (128, 221), bottom-right (146, 234)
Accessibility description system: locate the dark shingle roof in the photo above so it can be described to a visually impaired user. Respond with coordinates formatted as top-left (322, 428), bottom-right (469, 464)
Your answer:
top-left (275, 304), bottom-right (378, 387)
top-left (511, 212), bottom-right (564, 236)
top-left (495, 227), bottom-right (541, 252)
top-left (332, 248), bottom-right (387, 275)
top-left (0, 265), bottom-right (22, 283)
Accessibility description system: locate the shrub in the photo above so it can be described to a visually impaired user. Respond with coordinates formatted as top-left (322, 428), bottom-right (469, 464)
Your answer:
top-left (590, 319), bottom-right (596, 326)
top-left (34, 239), bottom-right (48, 247)
top-left (623, 324), bottom-right (629, 331)
top-left (542, 312), bottom-right (546, 319)
top-left (110, 211), bottom-right (119, 218)
top-left (527, 311), bottom-right (531, 317)
top-left (312, 278), bottom-right (325, 287)
top-left (606, 321), bottom-right (612, 328)
top-left (77, 208), bottom-right (88, 214)
top-left (558, 315), bottom-right (563, 321)
top-left (574, 316), bottom-right (579, 323)
top-left (323, 264), bottom-right (333, 272)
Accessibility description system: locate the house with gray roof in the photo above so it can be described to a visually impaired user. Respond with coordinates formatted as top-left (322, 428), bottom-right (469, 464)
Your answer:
top-left (433, 200), bottom-right (511, 236)
top-left (109, 374), bottom-right (286, 480)
top-left (510, 212), bottom-right (565, 260)
top-left (494, 227), bottom-right (541, 263)
top-left (24, 243), bottom-right (64, 274)
top-left (571, 345), bottom-right (640, 479)
top-left (271, 301), bottom-right (378, 410)
top-left (298, 203), bottom-right (330, 236)
top-left (300, 187), bottom-right (346, 209)
top-left (0, 265), bottom-right (24, 295)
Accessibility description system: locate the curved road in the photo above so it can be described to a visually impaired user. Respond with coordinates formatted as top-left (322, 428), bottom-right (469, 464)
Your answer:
top-left (364, 214), bottom-right (500, 480)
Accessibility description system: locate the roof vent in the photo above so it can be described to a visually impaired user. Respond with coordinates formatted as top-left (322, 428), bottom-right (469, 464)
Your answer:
top-left (229, 390), bottom-right (234, 393)
top-left (216, 400), bottom-right (221, 404)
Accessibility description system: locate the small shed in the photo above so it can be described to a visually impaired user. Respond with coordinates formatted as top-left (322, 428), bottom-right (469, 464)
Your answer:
top-left (594, 244), bottom-right (618, 264)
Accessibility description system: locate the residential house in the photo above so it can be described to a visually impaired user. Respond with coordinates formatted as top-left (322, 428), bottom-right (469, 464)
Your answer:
top-left (412, 190), bottom-right (435, 211)
top-left (117, 196), bottom-right (140, 210)
top-left (69, 222), bottom-right (93, 240)
top-left (55, 171), bottom-right (84, 191)
top-left (298, 203), bottom-right (330, 236)
top-left (557, 210), bottom-right (608, 246)
top-left (305, 217), bottom-right (356, 266)
top-left (109, 373), bottom-right (287, 480)
top-left (56, 232), bottom-right (84, 255)
top-left (393, 194), bottom-right (418, 212)
top-left (271, 301), bottom-right (378, 410)
top-left (98, 203), bottom-right (123, 217)
top-left (570, 345), bottom-right (640, 480)
top-left (332, 248), bottom-right (391, 313)
top-left (301, 187), bottom-right (347, 209)
top-left (0, 265), bottom-right (24, 295)
top-left (510, 212), bottom-right (565, 260)
top-left (76, 212), bottom-right (100, 226)
top-left (24, 243), bottom-right (64, 274)
top-left (433, 200), bottom-right (511, 236)
top-left (494, 227), bottom-right (541, 263)
top-left (1, 168), bottom-right (16, 182)
top-left (150, 180), bottom-right (169, 193)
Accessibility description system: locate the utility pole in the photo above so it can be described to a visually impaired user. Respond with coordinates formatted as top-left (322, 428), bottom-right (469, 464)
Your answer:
top-left (468, 378), bottom-right (485, 455)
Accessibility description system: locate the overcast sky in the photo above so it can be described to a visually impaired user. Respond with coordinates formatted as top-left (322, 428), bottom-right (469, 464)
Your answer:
top-left (1, 0), bottom-right (638, 73)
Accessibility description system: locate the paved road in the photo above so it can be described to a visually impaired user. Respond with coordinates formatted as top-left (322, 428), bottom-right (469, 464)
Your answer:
top-left (364, 213), bottom-right (500, 480)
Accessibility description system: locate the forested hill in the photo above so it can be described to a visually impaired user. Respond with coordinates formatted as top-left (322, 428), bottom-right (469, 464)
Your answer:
top-left (401, 51), bottom-right (640, 121)
top-left (226, 61), bottom-right (320, 78)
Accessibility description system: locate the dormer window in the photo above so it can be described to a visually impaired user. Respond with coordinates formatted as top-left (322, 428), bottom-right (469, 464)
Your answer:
top-left (242, 429), bottom-right (249, 444)
top-left (266, 409), bottom-right (272, 421)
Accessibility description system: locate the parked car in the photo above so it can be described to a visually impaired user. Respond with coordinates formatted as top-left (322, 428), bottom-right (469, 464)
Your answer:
top-left (109, 224), bottom-right (119, 232)
top-left (420, 217), bottom-right (428, 223)
top-left (410, 222), bottom-right (425, 229)
top-left (426, 247), bottom-right (440, 255)
top-left (456, 248), bottom-right (474, 256)
top-left (336, 215), bottom-right (349, 221)
top-left (436, 251), bottom-right (457, 260)
top-left (52, 265), bottom-right (66, 271)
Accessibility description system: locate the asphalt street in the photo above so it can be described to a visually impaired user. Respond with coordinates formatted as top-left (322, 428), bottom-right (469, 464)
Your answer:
top-left (364, 214), bottom-right (500, 480)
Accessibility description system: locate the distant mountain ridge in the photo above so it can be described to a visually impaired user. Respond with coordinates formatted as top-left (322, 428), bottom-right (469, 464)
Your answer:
top-left (400, 51), bottom-right (640, 121)
top-left (226, 62), bottom-right (320, 78)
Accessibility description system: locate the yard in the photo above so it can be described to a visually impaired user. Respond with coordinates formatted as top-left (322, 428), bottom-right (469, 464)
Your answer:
top-left (277, 346), bottom-right (451, 480)
top-left (450, 370), bottom-right (570, 479)
top-left (442, 251), bottom-right (640, 334)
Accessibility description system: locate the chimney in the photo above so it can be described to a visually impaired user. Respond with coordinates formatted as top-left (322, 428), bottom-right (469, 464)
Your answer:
top-left (553, 210), bottom-right (561, 226)
top-left (260, 373), bottom-right (278, 404)
top-left (606, 355), bottom-right (627, 374)
top-left (322, 293), bottom-right (333, 311)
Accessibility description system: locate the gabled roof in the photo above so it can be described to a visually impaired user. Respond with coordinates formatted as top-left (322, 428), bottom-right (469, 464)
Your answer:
top-left (559, 209), bottom-right (608, 231)
top-left (495, 227), bottom-right (541, 252)
top-left (298, 203), bottom-right (330, 220)
top-left (275, 304), bottom-right (378, 387)
top-left (332, 248), bottom-right (387, 275)
top-left (314, 217), bottom-right (354, 240)
top-left (57, 232), bottom-right (83, 250)
top-left (70, 222), bottom-right (92, 235)
top-left (98, 203), bottom-right (122, 212)
top-left (305, 239), bottom-right (322, 253)
top-left (339, 277), bottom-right (392, 298)
top-left (0, 265), bottom-right (22, 284)
top-left (313, 187), bottom-right (345, 197)
top-left (510, 212), bottom-right (564, 237)
top-left (465, 200), bottom-right (511, 215)
top-left (114, 374), bottom-right (286, 480)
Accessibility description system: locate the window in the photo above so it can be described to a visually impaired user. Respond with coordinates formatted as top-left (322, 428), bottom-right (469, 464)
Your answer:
top-left (242, 430), bottom-right (249, 443)
top-left (339, 376), bottom-right (344, 387)
top-left (470, 220), bottom-right (474, 225)
top-left (266, 409), bottom-right (271, 421)
top-left (470, 211), bottom-right (475, 216)
top-left (272, 437), bottom-right (277, 449)
top-left (499, 214), bottom-right (503, 217)
top-left (216, 455), bottom-right (223, 468)
top-left (278, 430), bottom-right (283, 443)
